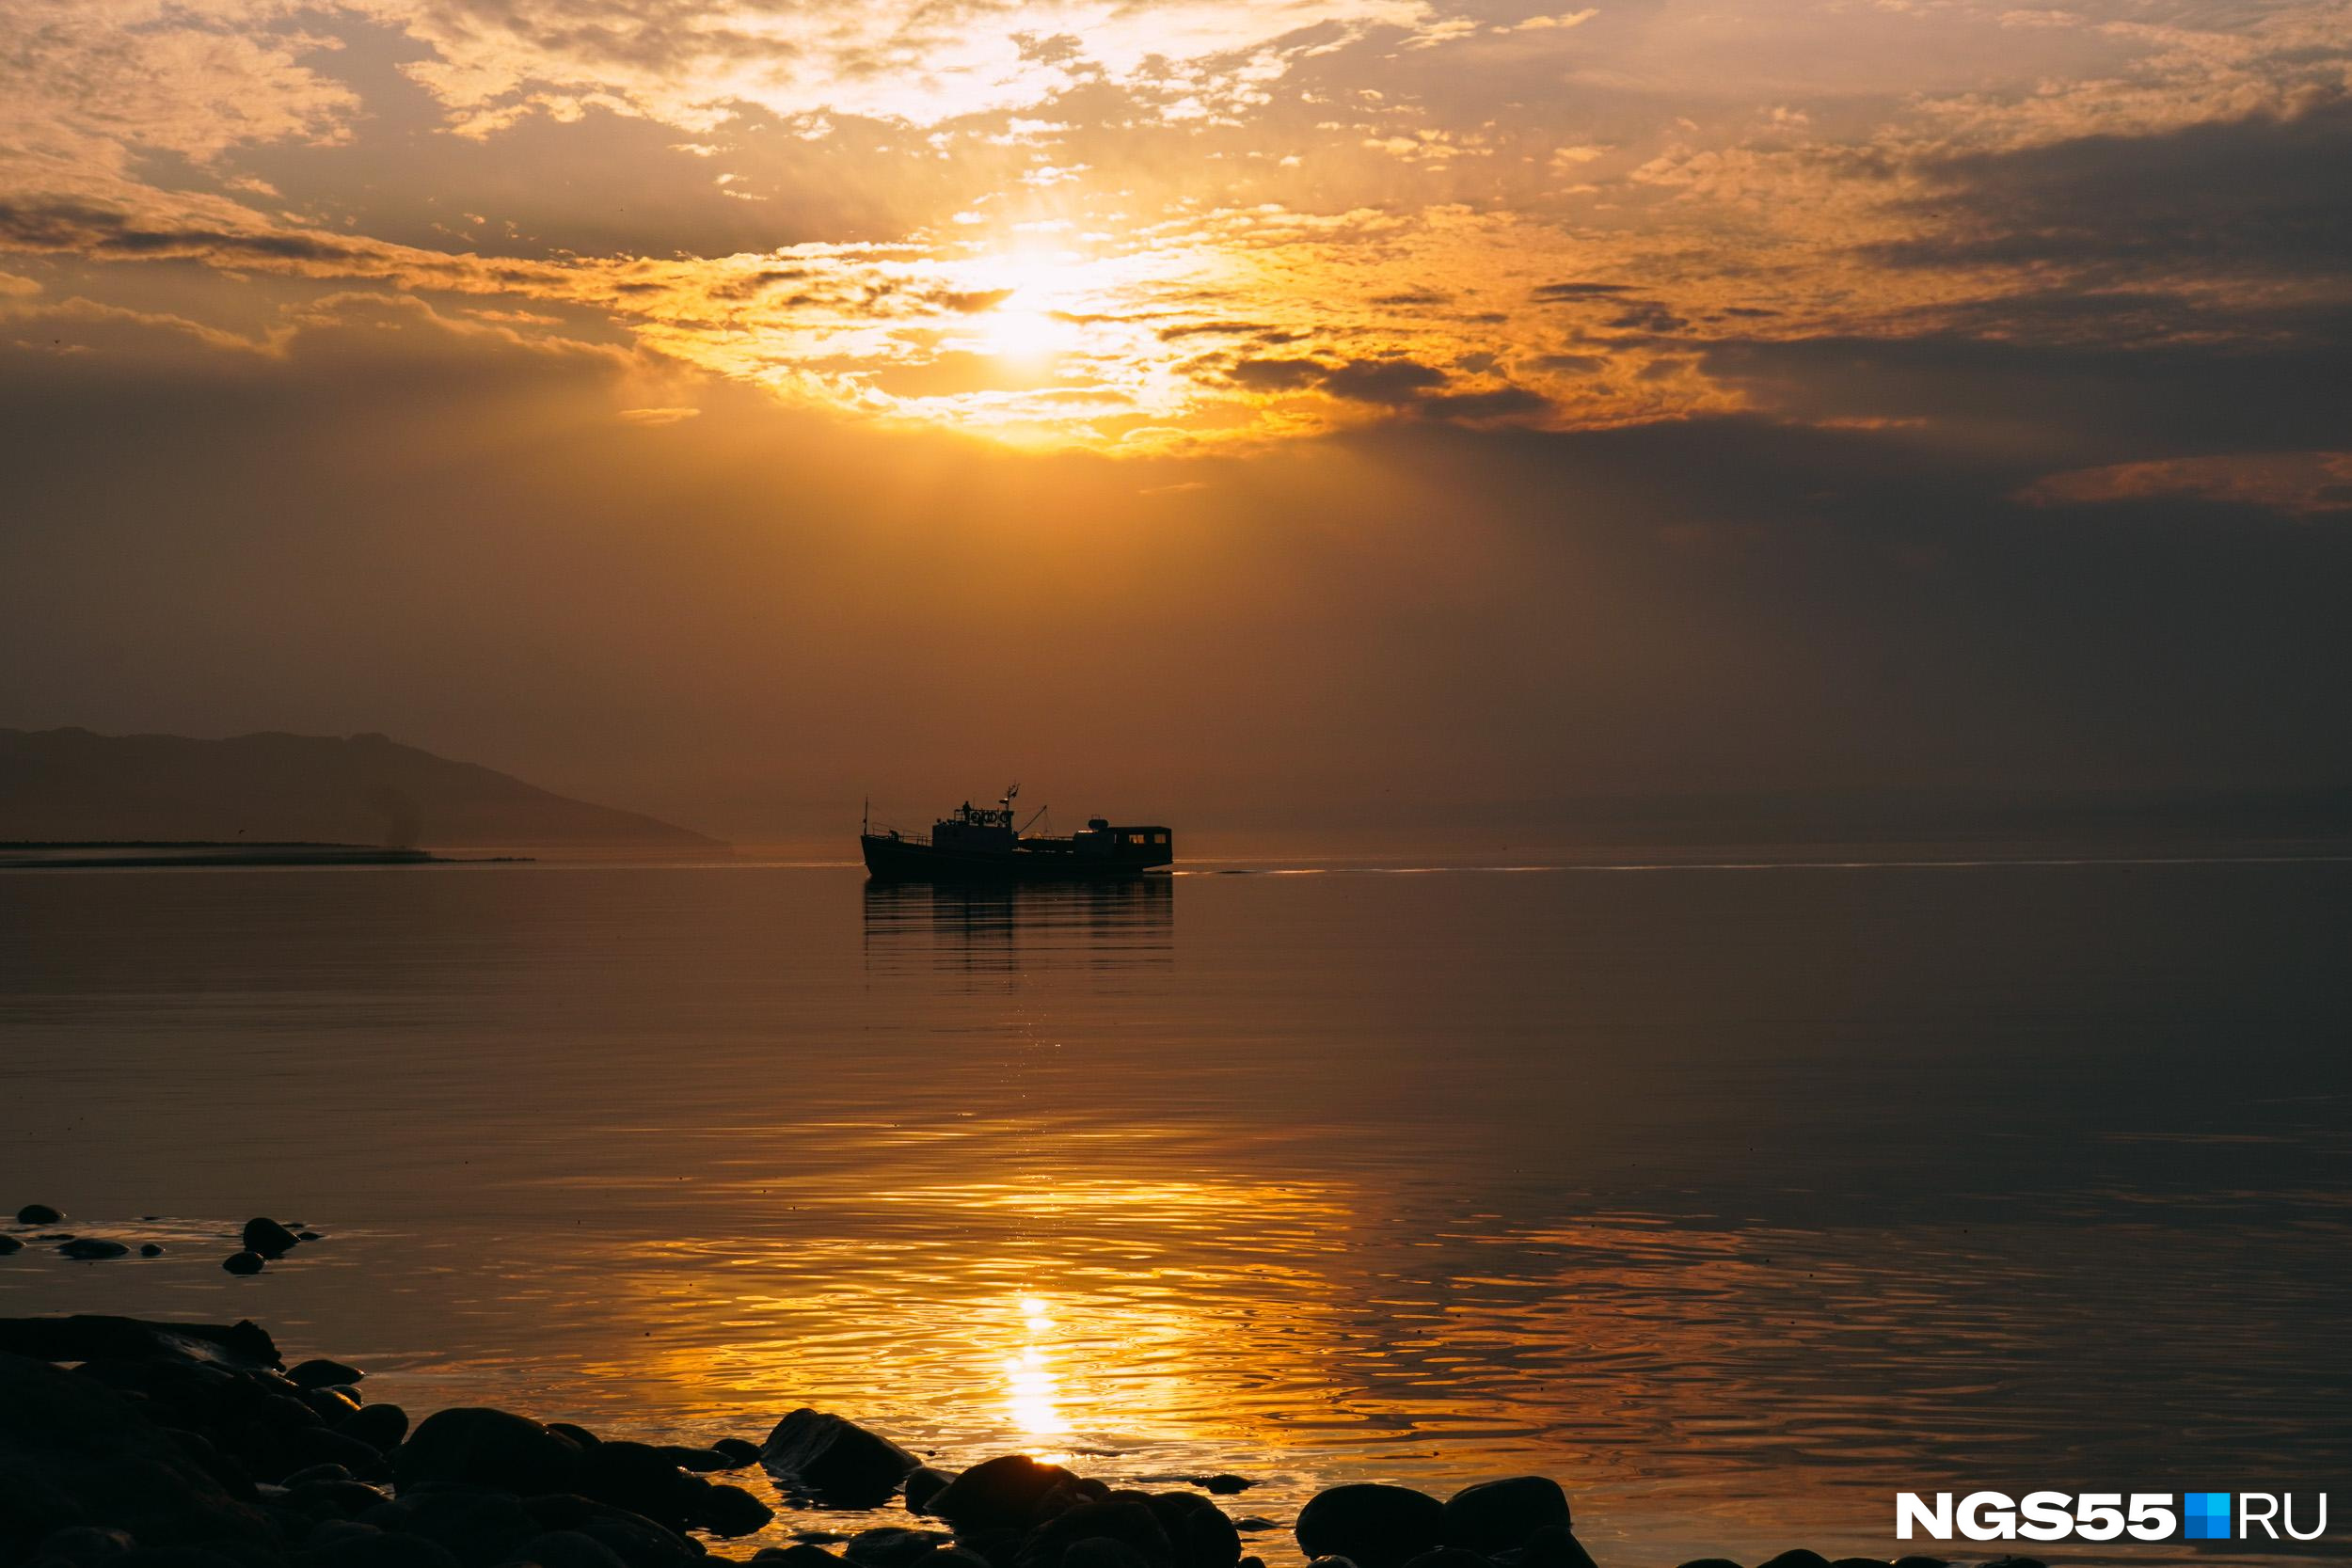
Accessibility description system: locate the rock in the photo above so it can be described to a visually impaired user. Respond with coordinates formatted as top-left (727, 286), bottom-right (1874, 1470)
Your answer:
top-left (1295, 1487), bottom-right (1444, 1568)
top-left (1016, 1499), bottom-right (1175, 1568)
top-left (1441, 1481), bottom-right (1570, 1556)
top-left (915, 1550), bottom-right (994, 1568)
top-left (222, 1253), bottom-right (265, 1275)
top-left (300, 1386), bottom-right (364, 1425)
top-left (1140, 1493), bottom-right (1240, 1568)
top-left (1193, 1479), bottom-right (1253, 1497)
top-left (708, 1440), bottom-right (760, 1470)
top-left (1976, 1560), bottom-right (2045, 1568)
top-left (659, 1447), bottom-right (731, 1474)
top-left (298, 1232), bottom-right (325, 1243)
top-left (512, 1531), bottom-right (634, 1568)
top-left (1830, 1560), bottom-right (1892, 1568)
top-left (845, 1529), bottom-right (956, 1568)
top-left (0, 1316), bottom-right (281, 1370)
top-left (292, 1360), bottom-right (366, 1389)
top-left (342, 1405), bottom-right (409, 1452)
top-left (548, 1424), bottom-right (603, 1449)
top-left (141, 1245), bottom-right (166, 1258)
top-left (297, 1525), bottom-right (462, 1568)
top-left (904, 1467), bottom-right (957, 1515)
top-left (578, 1440), bottom-right (711, 1529)
top-left (103, 1548), bottom-right (250, 1568)
top-left (1232, 1522), bottom-right (1275, 1534)
top-left (32, 1526), bottom-right (139, 1565)
top-left (1515, 1527), bottom-right (1596, 1568)
top-left (753, 1549), bottom-right (847, 1568)
top-left (520, 1497), bottom-right (701, 1568)
top-left (59, 1240), bottom-right (133, 1260)
top-left (17, 1203), bottom-right (64, 1225)
top-left (1401, 1551), bottom-right (1492, 1568)
top-left (1890, 1560), bottom-right (1947, 1568)
top-left (284, 1479), bottom-right (395, 1519)
top-left (1670, 1560), bottom-right (1740, 1568)
top-left (394, 1408), bottom-right (585, 1497)
top-left (0, 1351), bottom-right (277, 1560)
top-left (1755, 1554), bottom-right (1832, 1568)
top-left (285, 1463), bottom-right (357, 1486)
top-left (0, 1235), bottom-right (22, 1255)
top-left (699, 1483), bottom-right (772, 1539)
top-left (929, 1457), bottom-right (1087, 1532)
top-left (1048, 1545), bottom-right (1150, 1568)
top-left (242, 1220), bottom-right (302, 1259)
top-left (759, 1410), bottom-right (921, 1510)
top-left (361, 1488), bottom-right (541, 1568)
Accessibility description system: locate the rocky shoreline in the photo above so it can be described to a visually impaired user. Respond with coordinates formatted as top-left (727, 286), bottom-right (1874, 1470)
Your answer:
top-left (2, 1208), bottom-right (2041, 1568)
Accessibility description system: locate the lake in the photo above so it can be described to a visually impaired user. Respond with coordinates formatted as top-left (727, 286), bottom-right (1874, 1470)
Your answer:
top-left (3, 851), bottom-right (2347, 1566)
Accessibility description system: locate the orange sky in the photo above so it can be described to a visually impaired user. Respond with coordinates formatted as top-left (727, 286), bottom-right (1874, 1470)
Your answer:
top-left (3, 1), bottom-right (2350, 832)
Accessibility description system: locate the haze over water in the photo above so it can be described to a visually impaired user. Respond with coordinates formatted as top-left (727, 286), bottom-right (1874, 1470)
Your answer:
top-left (4, 851), bottom-right (2347, 1566)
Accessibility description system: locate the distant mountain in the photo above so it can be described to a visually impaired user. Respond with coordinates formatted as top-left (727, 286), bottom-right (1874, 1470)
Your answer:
top-left (0, 729), bottom-right (718, 847)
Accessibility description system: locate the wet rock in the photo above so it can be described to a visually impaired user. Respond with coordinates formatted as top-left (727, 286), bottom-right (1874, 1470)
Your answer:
top-left (1016, 1499), bottom-right (1175, 1568)
top-left (222, 1253), bottom-right (265, 1276)
top-left (1402, 1550), bottom-right (1492, 1568)
top-left (930, 1458), bottom-right (1088, 1533)
top-left (917, 1549), bottom-right (994, 1568)
top-left (1304, 1558), bottom-right (1360, 1568)
top-left (699, 1483), bottom-right (772, 1540)
top-left (32, 1526), bottom-right (139, 1565)
top-left (298, 1526), bottom-right (463, 1568)
top-left (1515, 1526), bottom-right (1596, 1568)
top-left (285, 1479), bottom-right (395, 1520)
top-left (707, 1440), bottom-right (760, 1471)
top-left (1192, 1479), bottom-right (1252, 1497)
top-left (362, 1489), bottom-right (541, 1568)
top-left (141, 1245), bottom-right (166, 1259)
top-left (844, 1529), bottom-right (956, 1568)
top-left (1890, 1559), bottom-right (1948, 1568)
top-left (0, 1351), bottom-right (276, 1560)
top-left (104, 1548), bottom-right (249, 1568)
top-left (1140, 1493), bottom-right (1240, 1568)
top-left (1671, 1560), bottom-right (1740, 1568)
top-left (17, 1203), bottom-right (64, 1225)
top-left (342, 1405), bottom-right (409, 1453)
top-left (753, 1549), bottom-right (847, 1568)
top-left (0, 1235), bottom-right (22, 1255)
top-left (1441, 1481), bottom-right (1570, 1556)
top-left (395, 1408), bottom-right (585, 1497)
top-left (1295, 1486), bottom-right (1444, 1568)
top-left (300, 1386), bottom-right (364, 1425)
top-left (520, 1497), bottom-right (700, 1568)
top-left (0, 1315), bottom-right (281, 1370)
top-left (1047, 1544), bottom-right (1150, 1568)
top-left (242, 1220), bottom-right (302, 1259)
top-left (59, 1239), bottom-right (133, 1260)
top-left (793, 1534), bottom-right (850, 1547)
top-left (903, 1468), bottom-right (957, 1515)
top-left (759, 1410), bottom-right (921, 1511)
top-left (578, 1440), bottom-right (711, 1530)
top-left (1232, 1522), bottom-right (1276, 1535)
top-left (1976, 1560), bottom-right (2045, 1568)
top-left (513, 1531), bottom-right (634, 1568)
top-left (298, 1233), bottom-right (325, 1243)
top-left (1830, 1560), bottom-right (1893, 1568)
top-left (1755, 1553), bottom-right (1832, 1568)
top-left (548, 1424), bottom-right (602, 1450)
top-left (658, 1447), bottom-right (731, 1474)
top-left (285, 1464), bottom-right (357, 1487)
top-left (293, 1360), bottom-right (366, 1389)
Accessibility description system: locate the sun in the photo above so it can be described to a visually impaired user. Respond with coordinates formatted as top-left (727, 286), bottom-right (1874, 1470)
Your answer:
top-left (962, 249), bottom-right (1090, 362)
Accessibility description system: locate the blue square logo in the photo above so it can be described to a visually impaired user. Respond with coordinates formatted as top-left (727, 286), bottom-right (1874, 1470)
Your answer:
top-left (2184, 1492), bottom-right (2233, 1540)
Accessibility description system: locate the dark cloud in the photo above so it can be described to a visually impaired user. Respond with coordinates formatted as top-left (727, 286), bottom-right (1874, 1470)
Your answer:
top-left (1320, 356), bottom-right (1450, 404)
top-left (0, 200), bottom-right (360, 264)
top-left (1532, 281), bottom-right (1635, 301)
top-left (1880, 93), bottom-right (2352, 280)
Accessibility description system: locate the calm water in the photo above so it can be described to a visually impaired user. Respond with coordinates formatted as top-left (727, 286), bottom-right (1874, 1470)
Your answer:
top-left (3, 854), bottom-right (2348, 1566)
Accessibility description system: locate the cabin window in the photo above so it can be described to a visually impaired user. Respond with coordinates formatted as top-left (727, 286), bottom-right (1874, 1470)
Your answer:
top-left (1152, 832), bottom-right (1168, 845)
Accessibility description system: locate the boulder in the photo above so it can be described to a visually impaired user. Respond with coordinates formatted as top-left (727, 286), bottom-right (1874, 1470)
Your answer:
top-left (59, 1240), bottom-right (133, 1260)
top-left (845, 1529), bottom-right (956, 1568)
top-left (0, 1317), bottom-right (282, 1370)
top-left (577, 1441), bottom-right (710, 1530)
top-left (511, 1530), bottom-right (633, 1568)
top-left (360, 1489), bottom-right (540, 1568)
top-left (1671, 1560), bottom-right (1741, 1568)
top-left (520, 1497), bottom-right (699, 1568)
top-left (698, 1483), bottom-right (772, 1539)
top-left (0, 1235), bottom-right (22, 1255)
top-left (141, 1245), bottom-right (167, 1259)
top-left (297, 1523), bottom-right (462, 1568)
top-left (31, 1526), bottom-right (139, 1565)
top-left (1441, 1481), bottom-right (1569, 1555)
top-left (394, 1409), bottom-right (584, 1497)
top-left (292, 1361), bottom-right (366, 1390)
top-left (1016, 1499), bottom-right (1175, 1568)
top-left (222, 1254), bottom-right (265, 1276)
top-left (0, 1351), bottom-right (278, 1560)
top-left (1295, 1487), bottom-right (1444, 1568)
top-left (1890, 1559), bottom-right (1947, 1568)
top-left (17, 1204), bottom-right (64, 1225)
top-left (1402, 1552), bottom-right (1492, 1568)
top-left (1754, 1555), bottom-right (1830, 1568)
top-left (1057, 1544), bottom-right (1150, 1568)
top-left (659, 1448), bottom-right (732, 1474)
top-left (753, 1550), bottom-right (847, 1568)
top-left (342, 1406), bottom-right (409, 1453)
top-left (707, 1440), bottom-right (760, 1471)
top-left (929, 1458), bottom-right (1087, 1533)
top-left (1138, 1494), bottom-right (1239, 1568)
top-left (759, 1411), bottom-right (920, 1510)
top-left (1516, 1527), bottom-right (1596, 1568)
top-left (242, 1220), bottom-right (302, 1259)
top-left (904, 1469), bottom-right (957, 1515)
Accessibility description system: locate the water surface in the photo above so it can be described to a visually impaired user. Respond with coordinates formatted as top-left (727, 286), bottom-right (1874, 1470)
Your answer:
top-left (3, 854), bottom-right (2346, 1565)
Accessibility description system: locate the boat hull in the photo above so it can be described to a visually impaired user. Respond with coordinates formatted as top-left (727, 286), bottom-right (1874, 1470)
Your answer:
top-left (861, 832), bottom-right (1169, 881)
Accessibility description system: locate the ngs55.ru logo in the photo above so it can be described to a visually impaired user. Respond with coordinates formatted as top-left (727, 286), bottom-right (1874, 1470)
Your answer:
top-left (1896, 1491), bottom-right (2330, 1544)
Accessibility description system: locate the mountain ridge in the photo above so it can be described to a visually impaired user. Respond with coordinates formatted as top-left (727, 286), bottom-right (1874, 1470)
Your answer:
top-left (0, 728), bottom-right (719, 847)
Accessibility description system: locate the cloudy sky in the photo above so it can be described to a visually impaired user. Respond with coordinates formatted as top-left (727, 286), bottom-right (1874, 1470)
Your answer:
top-left (3, 0), bottom-right (2348, 834)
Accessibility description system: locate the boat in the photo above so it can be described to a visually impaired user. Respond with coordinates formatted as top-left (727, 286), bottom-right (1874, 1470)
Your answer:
top-left (861, 786), bottom-right (1172, 880)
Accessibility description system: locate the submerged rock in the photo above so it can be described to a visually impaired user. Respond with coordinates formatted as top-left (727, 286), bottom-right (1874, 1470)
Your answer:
top-left (1441, 1479), bottom-right (1570, 1555)
top-left (930, 1456), bottom-right (1089, 1532)
top-left (904, 1466), bottom-right (958, 1515)
top-left (242, 1220), bottom-right (302, 1259)
top-left (1295, 1486), bottom-right (1444, 1568)
top-left (58, 1239), bottom-right (133, 1260)
top-left (1192, 1478), bottom-right (1254, 1497)
top-left (17, 1203), bottom-right (64, 1225)
top-left (709, 1438), bottom-right (761, 1469)
top-left (222, 1252), bottom-right (265, 1275)
top-left (844, 1528), bottom-right (955, 1568)
top-left (0, 1235), bottom-right (22, 1255)
top-left (142, 1244), bottom-right (167, 1258)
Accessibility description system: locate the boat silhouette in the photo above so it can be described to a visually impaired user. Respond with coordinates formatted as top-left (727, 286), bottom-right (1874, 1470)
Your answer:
top-left (861, 785), bottom-right (1172, 880)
